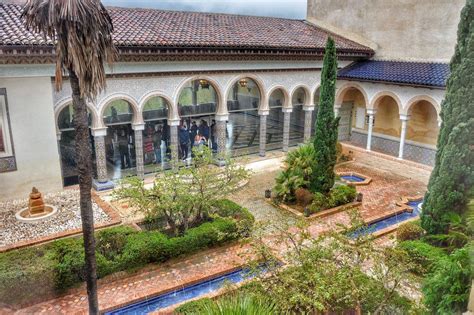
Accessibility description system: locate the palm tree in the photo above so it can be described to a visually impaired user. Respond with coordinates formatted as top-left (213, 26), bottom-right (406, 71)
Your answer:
top-left (22, 1), bottom-right (116, 313)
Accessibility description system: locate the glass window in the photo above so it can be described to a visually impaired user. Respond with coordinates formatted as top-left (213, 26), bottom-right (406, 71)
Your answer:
top-left (178, 79), bottom-right (217, 117)
top-left (143, 96), bottom-right (169, 122)
top-left (292, 87), bottom-right (307, 106)
top-left (227, 78), bottom-right (261, 155)
top-left (227, 78), bottom-right (260, 111)
top-left (0, 90), bottom-right (15, 172)
top-left (289, 105), bottom-right (305, 146)
top-left (58, 103), bottom-right (92, 130)
top-left (103, 99), bottom-right (133, 125)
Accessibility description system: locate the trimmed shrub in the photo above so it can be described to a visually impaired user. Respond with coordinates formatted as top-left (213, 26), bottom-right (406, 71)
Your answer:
top-left (308, 185), bottom-right (356, 214)
top-left (119, 232), bottom-right (172, 269)
top-left (213, 199), bottom-right (255, 236)
top-left (397, 240), bottom-right (447, 275)
top-left (396, 221), bottom-right (425, 241)
top-left (295, 188), bottom-right (314, 207)
top-left (96, 225), bottom-right (138, 260)
top-left (328, 185), bottom-right (356, 208)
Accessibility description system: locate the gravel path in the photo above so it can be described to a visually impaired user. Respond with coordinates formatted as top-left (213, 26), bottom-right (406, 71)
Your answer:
top-left (0, 189), bottom-right (111, 247)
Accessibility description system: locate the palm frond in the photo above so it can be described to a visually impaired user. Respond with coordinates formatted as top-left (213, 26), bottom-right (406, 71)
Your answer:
top-left (22, 0), bottom-right (117, 100)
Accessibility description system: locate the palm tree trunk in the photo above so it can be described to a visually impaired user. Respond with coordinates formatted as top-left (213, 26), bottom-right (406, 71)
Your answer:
top-left (69, 69), bottom-right (99, 314)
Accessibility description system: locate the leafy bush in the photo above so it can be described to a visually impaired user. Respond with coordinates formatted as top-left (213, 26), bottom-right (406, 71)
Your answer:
top-left (295, 188), bottom-right (313, 206)
top-left (396, 221), bottom-right (425, 241)
top-left (423, 246), bottom-right (472, 314)
top-left (397, 240), bottom-right (447, 275)
top-left (202, 295), bottom-right (277, 314)
top-left (213, 199), bottom-right (255, 236)
top-left (175, 298), bottom-right (214, 314)
top-left (96, 225), bottom-right (138, 260)
top-left (274, 144), bottom-right (315, 202)
top-left (308, 185), bottom-right (356, 213)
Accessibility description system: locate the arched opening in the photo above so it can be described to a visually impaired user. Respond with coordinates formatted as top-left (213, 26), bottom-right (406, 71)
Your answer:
top-left (372, 95), bottom-right (401, 156)
top-left (336, 87), bottom-right (366, 146)
top-left (142, 96), bottom-right (171, 173)
top-left (290, 87), bottom-right (307, 145)
top-left (406, 100), bottom-right (439, 145)
top-left (177, 79), bottom-right (218, 160)
top-left (103, 99), bottom-right (136, 179)
top-left (57, 103), bottom-right (96, 186)
top-left (267, 88), bottom-right (286, 150)
top-left (226, 77), bottom-right (261, 155)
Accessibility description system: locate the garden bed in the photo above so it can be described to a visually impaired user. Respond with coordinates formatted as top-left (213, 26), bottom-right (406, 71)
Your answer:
top-left (0, 190), bottom-right (121, 253)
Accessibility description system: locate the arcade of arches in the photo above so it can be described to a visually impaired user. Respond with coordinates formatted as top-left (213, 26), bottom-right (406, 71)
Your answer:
top-left (55, 81), bottom-right (441, 188)
top-left (338, 87), bottom-right (440, 165)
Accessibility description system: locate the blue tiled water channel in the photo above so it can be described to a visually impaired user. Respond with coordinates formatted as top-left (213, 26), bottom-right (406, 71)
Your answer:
top-left (349, 199), bottom-right (423, 238)
top-left (341, 174), bottom-right (365, 183)
top-left (104, 266), bottom-right (265, 315)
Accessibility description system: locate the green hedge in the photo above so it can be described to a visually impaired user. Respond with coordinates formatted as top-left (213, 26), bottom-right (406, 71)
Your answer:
top-left (309, 185), bottom-right (356, 214)
top-left (0, 200), bottom-right (253, 305)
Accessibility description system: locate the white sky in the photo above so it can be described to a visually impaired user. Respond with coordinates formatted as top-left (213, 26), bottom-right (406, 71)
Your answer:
top-left (101, 0), bottom-right (307, 19)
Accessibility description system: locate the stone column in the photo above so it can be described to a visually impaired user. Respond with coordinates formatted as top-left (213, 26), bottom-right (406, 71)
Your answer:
top-left (259, 110), bottom-right (269, 157)
top-left (91, 127), bottom-right (114, 190)
top-left (398, 114), bottom-right (410, 159)
top-left (366, 109), bottom-right (376, 151)
top-left (334, 104), bottom-right (341, 117)
top-left (132, 123), bottom-right (145, 179)
top-left (169, 120), bottom-right (180, 164)
top-left (215, 114), bottom-right (228, 158)
top-left (282, 108), bottom-right (292, 152)
top-left (303, 106), bottom-right (313, 142)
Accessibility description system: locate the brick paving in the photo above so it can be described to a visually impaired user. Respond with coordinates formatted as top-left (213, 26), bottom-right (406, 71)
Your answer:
top-left (10, 151), bottom-right (430, 314)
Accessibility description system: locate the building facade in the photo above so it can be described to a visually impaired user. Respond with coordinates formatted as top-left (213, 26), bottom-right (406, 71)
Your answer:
top-left (0, 1), bottom-right (462, 198)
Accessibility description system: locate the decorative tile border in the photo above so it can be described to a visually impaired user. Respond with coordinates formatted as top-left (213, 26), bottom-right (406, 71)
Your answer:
top-left (0, 192), bottom-right (122, 253)
top-left (337, 171), bottom-right (372, 186)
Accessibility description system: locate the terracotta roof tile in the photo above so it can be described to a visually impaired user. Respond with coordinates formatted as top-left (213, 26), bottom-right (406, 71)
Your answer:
top-left (0, 3), bottom-right (372, 55)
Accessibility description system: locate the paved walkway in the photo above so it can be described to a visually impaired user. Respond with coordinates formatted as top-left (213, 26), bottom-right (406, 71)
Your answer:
top-left (10, 150), bottom-right (430, 314)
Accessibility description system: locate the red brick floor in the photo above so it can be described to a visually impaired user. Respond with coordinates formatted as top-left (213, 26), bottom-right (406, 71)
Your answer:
top-left (10, 152), bottom-right (429, 314)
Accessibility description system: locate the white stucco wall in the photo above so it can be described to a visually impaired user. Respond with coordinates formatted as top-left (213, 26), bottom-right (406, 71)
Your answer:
top-left (0, 77), bottom-right (62, 200)
top-left (307, 0), bottom-right (465, 62)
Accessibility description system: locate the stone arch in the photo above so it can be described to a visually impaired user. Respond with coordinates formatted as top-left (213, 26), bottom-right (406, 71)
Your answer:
top-left (224, 74), bottom-right (266, 111)
top-left (266, 85), bottom-right (290, 109)
top-left (335, 82), bottom-right (369, 107)
top-left (405, 95), bottom-right (441, 118)
top-left (290, 85), bottom-right (312, 107)
top-left (138, 91), bottom-right (175, 120)
top-left (55, 97), bottom-right (100, 130)
top-left (98, 93), bottom-right (141, 125)
top-left (174, 75), bottom-right (223, 115)
top-left (370, 91), bottom-right (403, 113)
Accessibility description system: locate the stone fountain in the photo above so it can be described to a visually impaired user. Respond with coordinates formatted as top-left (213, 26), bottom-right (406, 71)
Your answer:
top-left (15, 187), bottom-right (58, 223)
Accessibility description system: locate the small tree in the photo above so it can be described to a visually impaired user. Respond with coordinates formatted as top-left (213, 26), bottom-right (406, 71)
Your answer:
top-left (114, 147), bottom-right (249, 234)
top-left (421, 0), bottom-right (474, 234)
top-left (310, 37), bottom-right (340, 194)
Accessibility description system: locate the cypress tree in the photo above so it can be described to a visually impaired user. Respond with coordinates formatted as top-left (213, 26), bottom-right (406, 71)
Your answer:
top-left (421, 0), bottom-right (474, 234)
top-left (310, 37), bottom-right (340, 194)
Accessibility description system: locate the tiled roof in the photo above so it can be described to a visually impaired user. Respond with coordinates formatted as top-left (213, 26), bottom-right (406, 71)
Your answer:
top-left (0, 3), bottom-right (372, 55)
top-left (338, 60), bottom-right (450, 87)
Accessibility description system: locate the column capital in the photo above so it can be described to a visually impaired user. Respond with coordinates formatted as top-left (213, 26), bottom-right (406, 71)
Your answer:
top-left (132, 123), bottom-right (146, 131)
top-left (168, 119), bottom-right (180, 126)
top-left (258, 109), bottom-right (270, 116)
top-left (303, 105), bottom-right (315, 111)
top-left (366, 109), bottom-right (377, 115)
top-left (215, 114), bottom-right (229, 121)
top-left (334, 103), bottom-right (342, 109)
top-left (437, 118), bottom-right (442, 127)
top-left (282, 107), bottom-right (293, 113)
top-left (399, 114), bottom-right (411, 121)
top-left (91, 127), bottom-right (108, 137)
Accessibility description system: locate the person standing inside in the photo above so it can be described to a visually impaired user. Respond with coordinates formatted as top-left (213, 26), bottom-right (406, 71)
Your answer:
top-left (179, 123), bottom-right (190, 160)
top-left (153, 124), bottom-right (163, 164)
top-left (118, 128), bottom-right (131, 169)
top-left (210, 119), bottom-right (217, 152)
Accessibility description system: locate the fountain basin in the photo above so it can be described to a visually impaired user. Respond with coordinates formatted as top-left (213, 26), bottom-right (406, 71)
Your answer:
top-left (337, 171), bottom-right (372, 185)
top-left (15, 205), bottom-right (58, 223)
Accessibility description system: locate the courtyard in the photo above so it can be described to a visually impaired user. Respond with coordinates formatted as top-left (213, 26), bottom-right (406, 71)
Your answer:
top-left (2, 147), bottom-right (431, 314)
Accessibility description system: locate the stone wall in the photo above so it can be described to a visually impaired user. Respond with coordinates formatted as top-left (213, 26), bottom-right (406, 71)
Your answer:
top-left (307, 0), bottom-right (464, 62)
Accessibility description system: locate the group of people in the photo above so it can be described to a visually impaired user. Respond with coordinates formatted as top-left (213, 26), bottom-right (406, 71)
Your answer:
top-left (143, 122), bottom-right (171, 165)
top-left (179, 119), bottom-right (216, 160)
